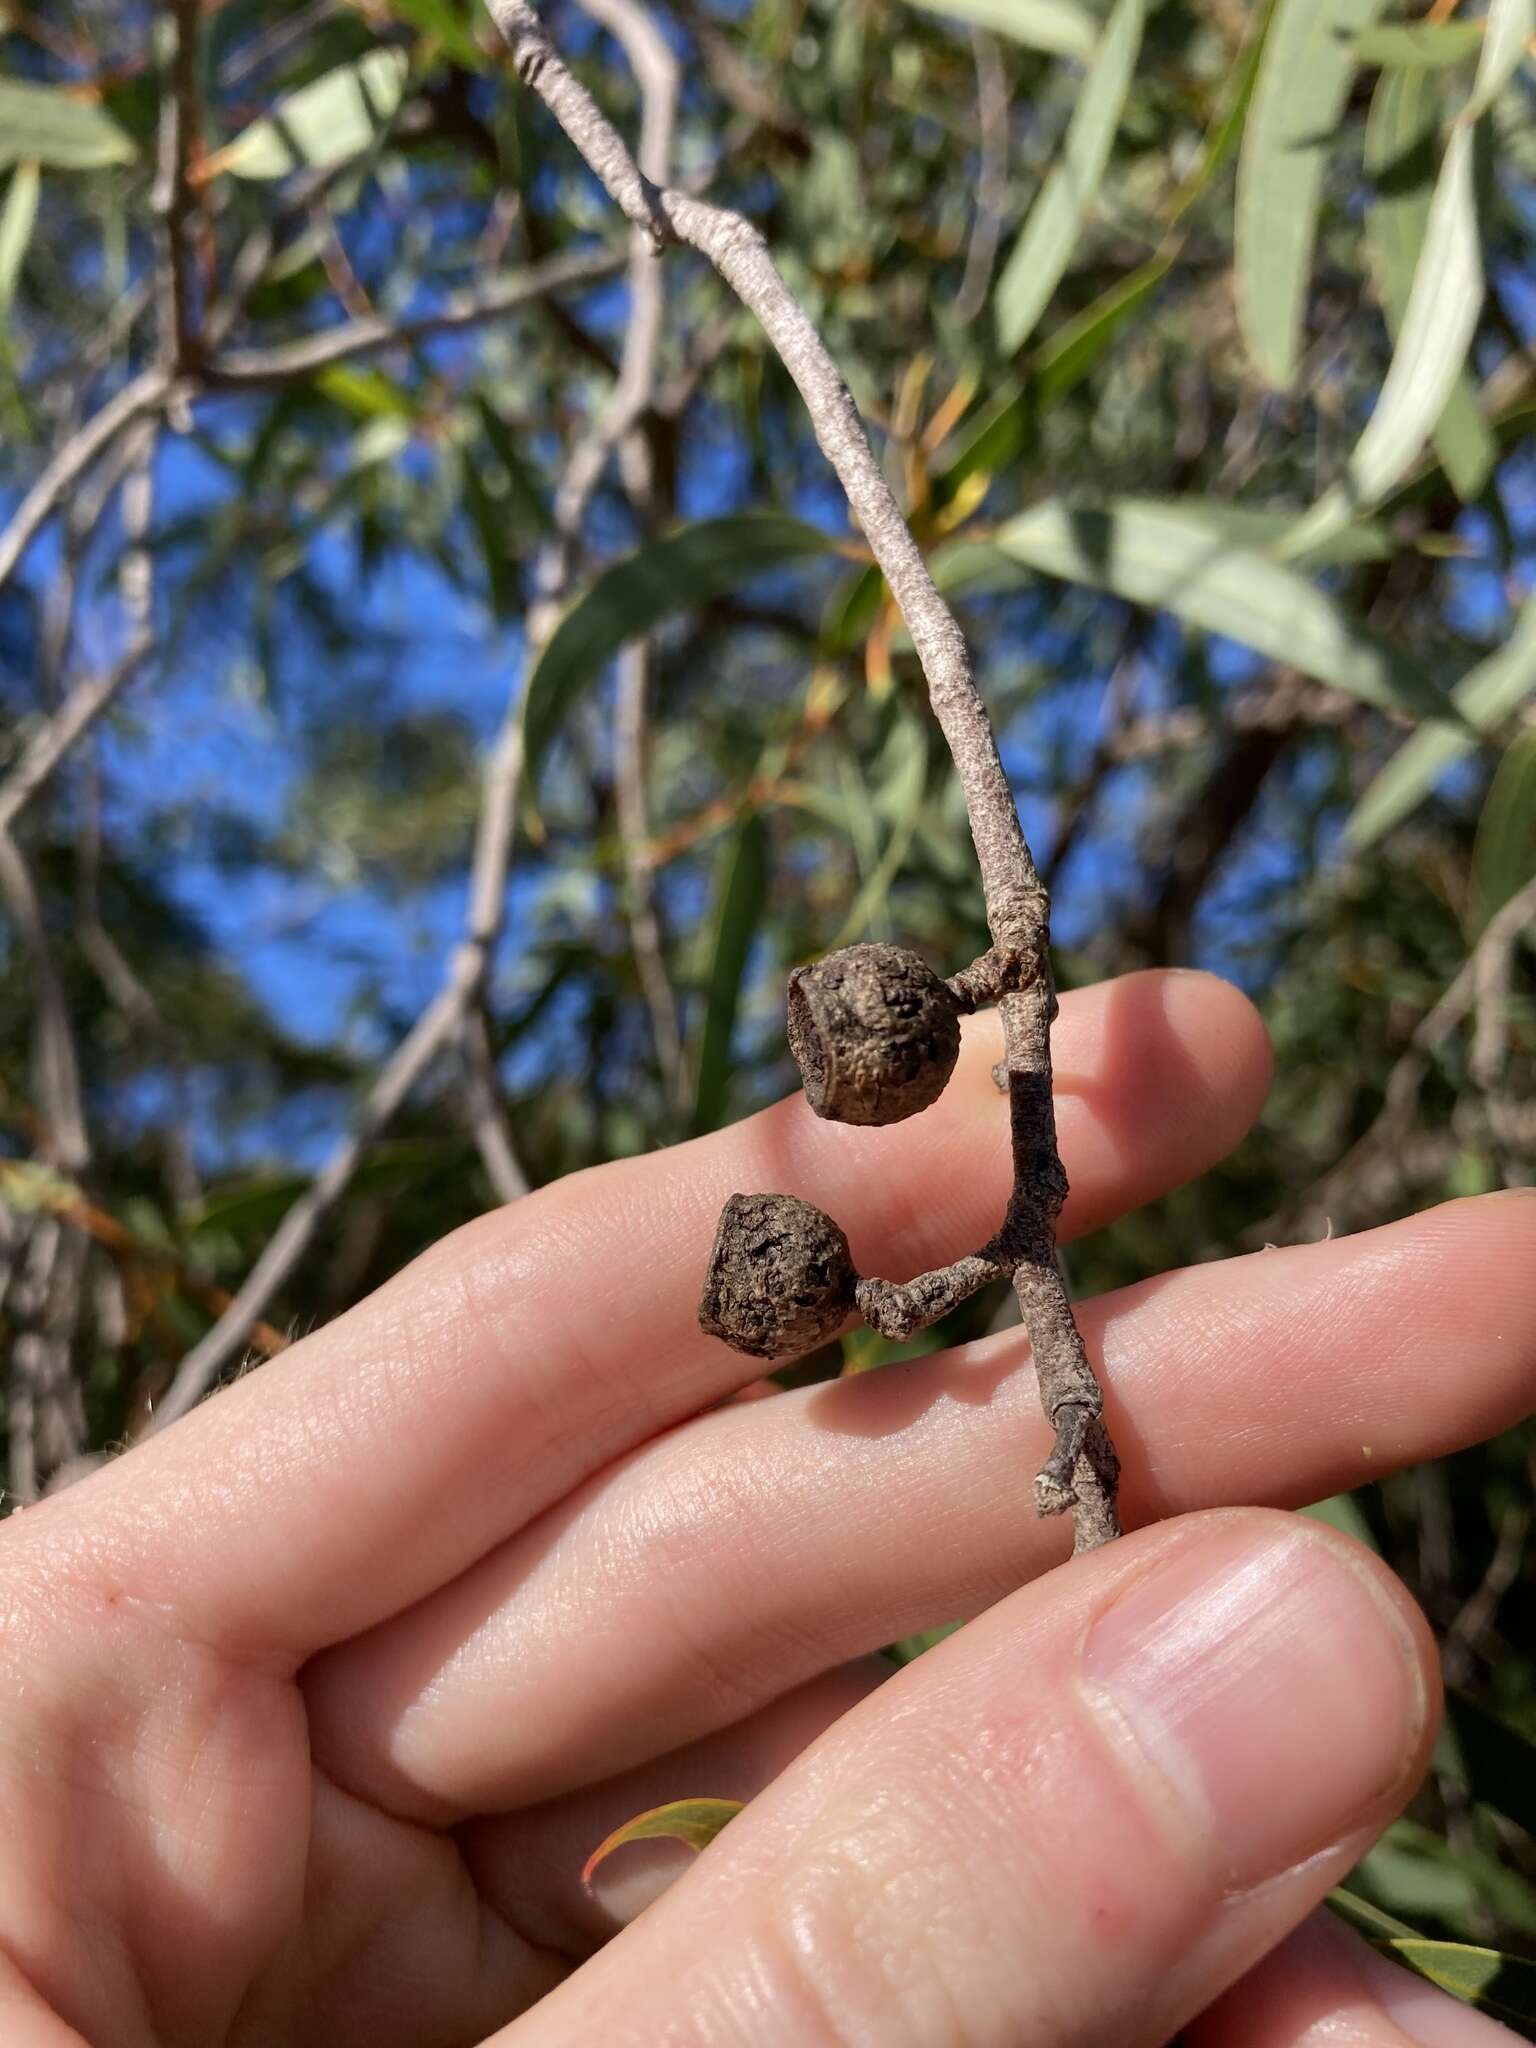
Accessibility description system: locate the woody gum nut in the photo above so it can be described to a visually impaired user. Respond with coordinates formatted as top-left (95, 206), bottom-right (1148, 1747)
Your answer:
top-left (787, 941), bottom-right (962, 1126)
top-left (698, 1191), bottom-right (857, 1359)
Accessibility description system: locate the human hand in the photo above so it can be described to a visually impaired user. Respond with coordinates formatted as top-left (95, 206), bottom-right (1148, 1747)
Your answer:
top-left (0, 970), bottom-right (1528, 2046)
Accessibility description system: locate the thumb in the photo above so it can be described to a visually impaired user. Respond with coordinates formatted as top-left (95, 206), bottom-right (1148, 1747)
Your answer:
top-left (499, 1509), bottom-right (1437, 2048)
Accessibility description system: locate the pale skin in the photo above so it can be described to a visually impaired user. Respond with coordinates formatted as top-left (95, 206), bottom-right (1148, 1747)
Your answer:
top-left (0, 969), bottom-right (1528, 2046)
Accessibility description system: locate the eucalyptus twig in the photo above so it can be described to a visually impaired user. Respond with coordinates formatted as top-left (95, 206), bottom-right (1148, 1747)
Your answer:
top-left (153, 0), bottom-right (205, 371)
top-left (0, 368), bottom-right (172, 597)
top-left (203, 243), bottom-right (625, 385)
top-left (461, 1007), bottom-right (531, 1205)
top-left (491, 0), bottom-right (1120, 1549)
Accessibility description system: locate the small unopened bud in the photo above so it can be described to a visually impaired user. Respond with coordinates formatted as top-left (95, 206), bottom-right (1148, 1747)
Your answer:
top-left (787, 941), bottom-right (961, 1126)
top-left (699, 1191), bottom-right (857, 1359)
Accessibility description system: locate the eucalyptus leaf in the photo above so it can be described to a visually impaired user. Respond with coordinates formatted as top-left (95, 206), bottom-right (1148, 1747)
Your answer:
top-left (968, 497), bottom-right (1459, 725)
top-left (994, 0), bottom-right (1146, 354)
top-left (525, 514), bottom-right (836, 796)
top-left (219, 49), bottom-right (410, 180)
top-left (1348, 598), bottom-right (1536, 845)
top-left (1354, 22), bottom-right (1485, 67)
top-left (906, 0), bottom-right (1098, 60)
top-left (1283, 120), bottom-right (1482, 554)
top-left (1364, 65), bottom-right (1493, 503)
top-left (1236, 0), bottom-right (1390, 389)
top-left (1467, 0), bottom-right (1536, 117)
top-left (0, 80), bottom-right (135, 172)
top-left (0, 161), bottom-right (39, 318)
top-left (1375, 1941), bottom-right (1536, 2031)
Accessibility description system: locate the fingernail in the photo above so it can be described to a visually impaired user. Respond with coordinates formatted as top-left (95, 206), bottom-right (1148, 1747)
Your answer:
top-left (1360, 1940), bottom-right (1524, 2045)
top-left (1083, 1522), bottom-right (1426, 1890)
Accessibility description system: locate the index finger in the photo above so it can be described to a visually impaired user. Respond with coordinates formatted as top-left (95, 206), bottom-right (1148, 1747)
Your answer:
top-left (16, 969), bottom-right (1269, 1666)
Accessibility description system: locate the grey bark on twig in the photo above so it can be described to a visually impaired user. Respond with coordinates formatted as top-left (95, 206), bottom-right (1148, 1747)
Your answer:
top-left (489, 0), bottom-right (1121, 1550)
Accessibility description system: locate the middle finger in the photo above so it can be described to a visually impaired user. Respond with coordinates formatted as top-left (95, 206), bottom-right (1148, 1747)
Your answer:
top-left (305, 1191), bottom-right (1536, 1821)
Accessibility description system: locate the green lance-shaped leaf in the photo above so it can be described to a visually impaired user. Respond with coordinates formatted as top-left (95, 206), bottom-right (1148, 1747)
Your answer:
top-left (1236, 0), bottom-right (1391, 390)
top-left (1363, 65), bottom-right (1492, 504)
top-left (582, 1798), bottom-right (744, 1887)
top-left (1472, 731), bottom-right (1536, 931)
top-left (959, 497), bottom-right (1460, 725)
top-left (1467, 0), bottom-right (1535, 118)
top-left (0, 161), bottom-right (40, 319)
top-left (828, 711), bottom-right (930, 948)
top-left (993, 0), bottom-right (1146, 355)
top-left (1327, 1886), bottom-right (1417, 1941)
top-left (904, 0), bottom-right (1098, 60)
top-left (0, 80), bottom-right (135, 172)
top-left (1372, 1942), bottom-right (1536, 2030)
top-left (944, 250), bottom-right (1175, 495)
top-left (1348, 596), bottom-right (1536, 846)
top-left (523, 513), bottom-right (836, 796)
top-left (217, 48), bottom-right (410, 180)
top-left (1353, 22), bottom-right (1485, 67)
top-left (1282, 118), bottom-right (1482, 557)
top-left (690, 813), bottom-right (769, 1137)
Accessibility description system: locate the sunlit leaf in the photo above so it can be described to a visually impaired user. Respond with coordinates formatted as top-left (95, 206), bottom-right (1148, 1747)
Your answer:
top-left (525, 515), bottom-right (836, 795)
top-left (993, 0), bottom-right (1146, 354)
top-left (0, 160), bottom-right (39, 319)
top-left (217, 48), bottom-right (410, 181)
top-left (1236, 0), bottom-right (1390, 389)
top-left (1348, 598), bottom-right (1536, 845)
top-left (0, 80), bottom-right (135, 171)
top-left (582, 1799), bottom-right (743, 1887)
top-left (1466, 0), bottom-right (1535, 117)
top-left (1364, 65), bottom-right (1493, 502)
top-left (1375, 1941), bottom-right (1536, 2029)
top-left (914, 0), bottom-right (1102, 57)
top-left (965, 497), bottom-right (1459, 724)
top-left (1282, 120), bottom-right (1482, 554)
top-left (905, 0), bottom-right (1098, 58)
top-left (691, 813), bottom-right (769, 1136)
top-left (1131, 497), bottom-right (1393, 565)
top-left (1353, 22), bottom-right (1484, 67)
top-left (313, 364), bottom-right (416, 418)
